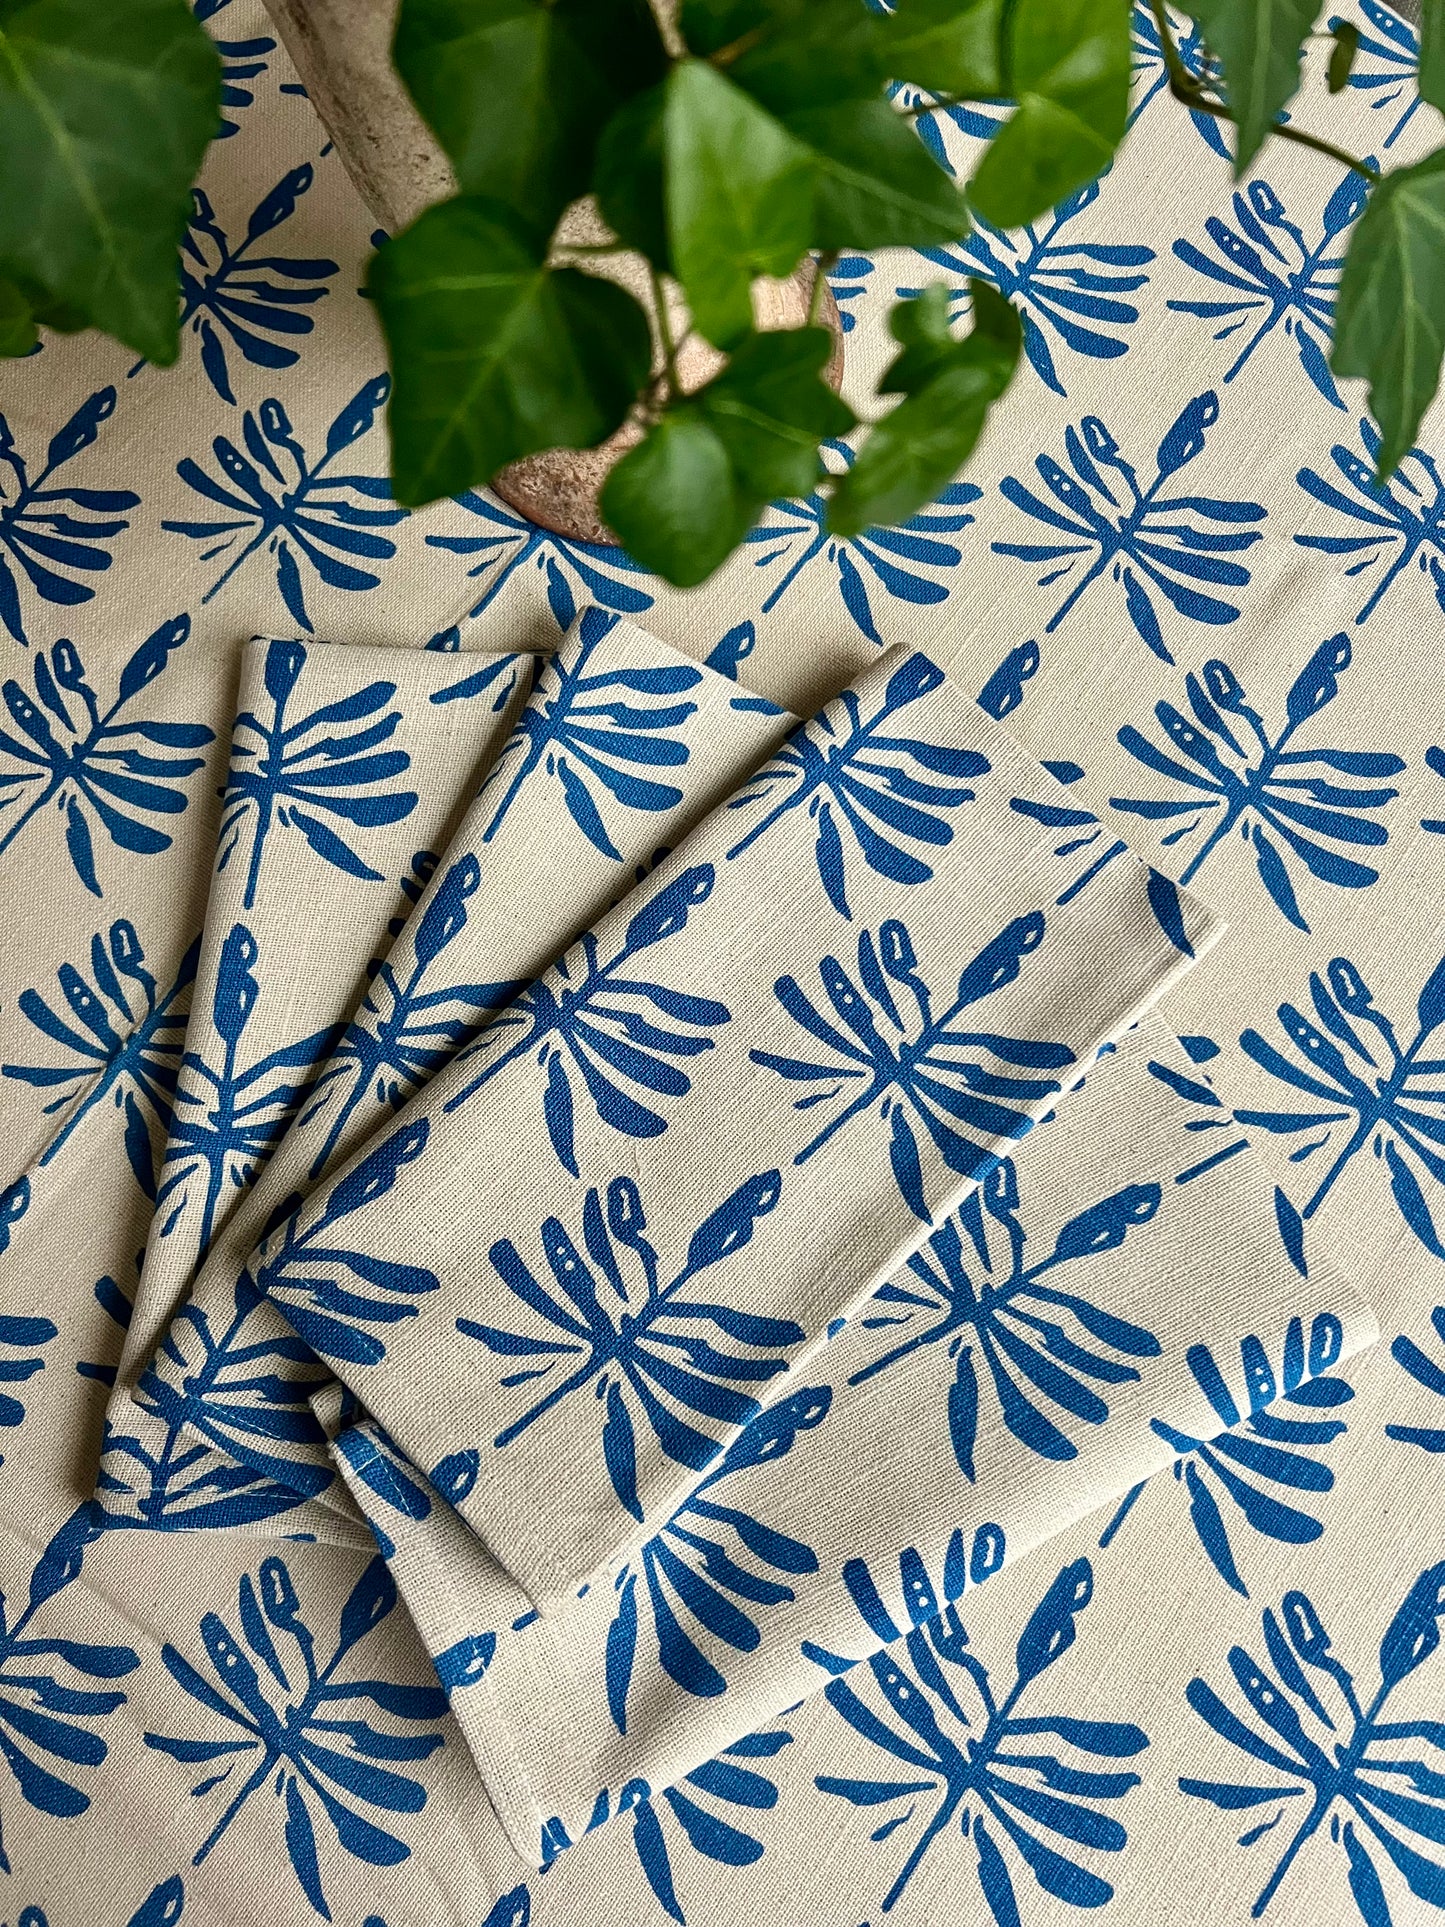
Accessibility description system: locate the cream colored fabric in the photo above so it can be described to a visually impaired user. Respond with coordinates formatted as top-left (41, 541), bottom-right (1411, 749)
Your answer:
top-left (3, 7), bottom-right (1445, 1927)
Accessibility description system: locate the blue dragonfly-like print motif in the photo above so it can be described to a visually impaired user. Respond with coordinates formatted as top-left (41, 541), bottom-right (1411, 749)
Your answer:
top-left (3, 921), bottom-right (197, 1191)
top-left (848, 1155), bottom-right (1163, 1477)
top-left (815, 1554), bottom-right (1146, 1922)
top-left (0, 1309), bottom-right (57, 1462)
top-left (724, 651), bottom-right (989, 918)
top-left (542, 1732), bottom-right (796, 1927)
top-left (1424, 746), bottom-right (1445, 834)
top-left (458, 1169), bottom-right (801, 1515)
top-left (155, 923), bottom-right (343, 1255)
top-left (747, 447), bottom-right (981, 648)
top-left (992, 391), bottom-right (1266, 664)
top-left (901, 179), bottom-right (1154, 398)
top-left (164, 378), bottom-right (405, 633)
top-left (1235, 954), bottom-right (1445, 1257)
top-left (977, 637), bottom-right (1041, 722)
top-left (800, 1518), bottom-right (1007, 1681)
top-left (217, 639), bottom-right (419, 912)
top-left (476, 1890), bottom-right (529, 1927)
top-left (176, 168), bottom-right (338, 404)
top-left (247, 1115), bottom-right (439, 1369)
top-left (107, 1261), bottom-right (332, 1528)
top-left (423, 490), bottom-right (655, 641)
top-left (1170, 173), bottom-right (1368, 405)
top-left (1389, 1305), bottom-right (1445, 1455)
top-left (1143, 1032), bottom-right (1259, 1192)
top-left (752, 915), bottom-right (1075, 1222)
top-left (298, 850), bottom-right (523, 1180)
top-left (1109, 637), bottom-right (1405, 932)
top-left (1100, 1316), bottom-right (1353, 1599)
top-left (143, 1556), bottom-right (447, 1920)
top-left (195, 0), bottom-right (275, 137)
top-left (121, 1877), bottom-right (186, 1927)
top-left (1329, 0), bottom-right (1428, 150)
top-left (0, 620), bottom-right (216, 897)
top-left (438, 861), bottom-right (730, 1167)
top-left (1130, 2), bottom-right (1233, 156)
top-left (603, 1384), bottom-right (830, 1729)
top-left (0, 1506), bottom-right (140, 1873)
top-left (0, 387), bottom-right (139, 648)
top-left (1296, 417), bottom-right (1445, 625)
top-left (1006, 758), bottom-right (1199, 949)
top-left (473, 606), bottom-right (702, 859)
top-left (1181, 1565), bottom-right (1445, 1922)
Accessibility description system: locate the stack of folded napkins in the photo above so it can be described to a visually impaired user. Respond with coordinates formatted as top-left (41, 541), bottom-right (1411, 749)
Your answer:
top-left (93, 608), bottom-right (1374, 1873)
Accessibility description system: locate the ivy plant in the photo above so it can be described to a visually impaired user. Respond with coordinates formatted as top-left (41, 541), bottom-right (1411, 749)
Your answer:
top-left (2, 0), bottom-right (1445, 589)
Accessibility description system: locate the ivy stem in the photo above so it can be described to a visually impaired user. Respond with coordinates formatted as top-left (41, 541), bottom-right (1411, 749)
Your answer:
top-left (901, 91), bottom-right (982, 120)
top-left (650, 263), bottom-right (682, 403)
top-left (1148, 0), bottom-right (1378, 182)
top-left (708, 25), bottom-right (765, 67)
top-left (808, 253), bottom-right (839, 325)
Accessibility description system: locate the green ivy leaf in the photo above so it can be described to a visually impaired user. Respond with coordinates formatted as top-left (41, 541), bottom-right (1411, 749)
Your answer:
top-left (695, 324), bottom-right (855, 497)
top-left (660, 8), bottom-right (967, 347)
top-left (0, 0), bottom-right (221, 363)
top-left (393, 0), bottom-right (666, 237)
top-left (369, 195), bottom-right (653, 508)
top-left (664, 58), bottom-right (815, 348)
top-left (0, 276), bottom-right (36, 357)
top-left (603, 411), bottom-right (744, 585)
top-left (1188, 0), bottom-right (1316, 172)
top-left (786, 95), bottom-right (973, 250)
top-left (601, 325), bottom-right (854, 585)
top-left (594, 85), bottom-right (672, 269)
top-left (1333, 152), bottom-right (1445, 478)
top-left (722, 0), bottom-right (890, 107)
top-left (883, 0), bottom-right (1007, 98)
top-left (1419, 0), bottom-right (1445, 114)
top-left (827, 280), bottom-right (1020, 538)
top-left (967, 0), bottom-right (1129, 231)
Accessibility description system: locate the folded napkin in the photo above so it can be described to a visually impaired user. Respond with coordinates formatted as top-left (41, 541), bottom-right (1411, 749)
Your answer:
top-left (190, 639), bottom-right (1220, 1606)
top-left (95, 636), bottom-right (530, 1535)
top-left (325, 1014), bottom-right (1376, 1868)
top-left (110, 636), bottom-right (528, 1384)
top-left (105, 611), bottom-right (796, 1531)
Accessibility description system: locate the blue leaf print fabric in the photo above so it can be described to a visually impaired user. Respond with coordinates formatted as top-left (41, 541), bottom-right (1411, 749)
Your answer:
top-left (177, 166), bottom-right (338, 405)
top-left (1236, 954), bottom-right (1445, 1256)
top-left (227, 647), bottom-right (1217, 1607)
top-left (142, 1555), bottom-right (447, 1918)
top-left (3, 922), bottom-right (197, 1188)
top-left (903, 179), bottom-right (1156, 399)
top-left (816, 1559), bottom-right (1147, 1922)
top-left (8, 7), bottom-right (1445, 1926)
top-left (111, 616), bottom-right (795, 1537)
top-left (1180, 1566), bottom-right (1445, 1920)
top-left (992, 392), bottom-right (1266, 664)
top-left (1110, 635), bottom-right (1405, 930)
top-left (0, 622), bottom-right (216, 898)
top-left (745, 458), bottom-right (981, 648)
top-left (320, 1018), bottom-right (1372, 1878)
top-left (472, 609), bottom-right (704, 860)
top-left (218, 640), bottom-right (420, 910)
top-left (0, 390), bottom-right (138, 647)
top-left (101, 638), bottom-right (528, 1447)
top-left (1169, 174), bottom-right (1367, 405)
top-left (723, 651), bottom-right (991, 918)
top-left (163, 380), bottom-right (404, 633)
